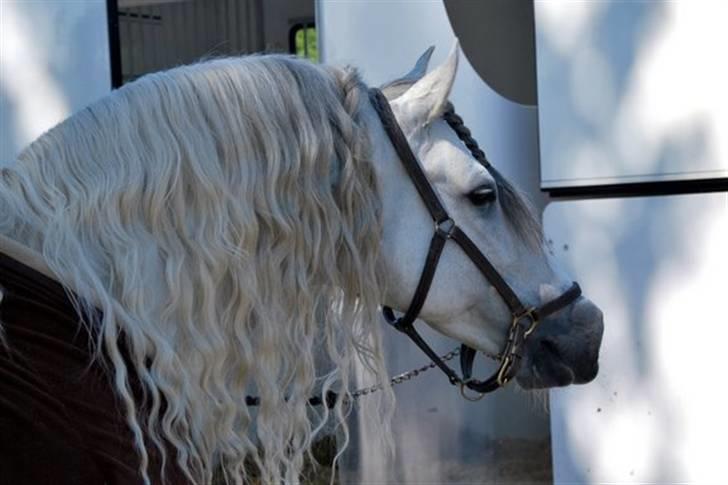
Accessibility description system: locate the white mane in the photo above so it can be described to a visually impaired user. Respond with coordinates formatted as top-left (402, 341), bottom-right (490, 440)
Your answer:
top-left (0, 55), bottom-right (394, 484)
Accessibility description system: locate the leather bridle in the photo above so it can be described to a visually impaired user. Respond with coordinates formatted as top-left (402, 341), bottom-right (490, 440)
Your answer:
top-left (369, 88), bottom-right (582, 397)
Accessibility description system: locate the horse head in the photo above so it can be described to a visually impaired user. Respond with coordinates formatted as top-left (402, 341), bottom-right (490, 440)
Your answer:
top-left (369, 45), bottom-right (604, 390)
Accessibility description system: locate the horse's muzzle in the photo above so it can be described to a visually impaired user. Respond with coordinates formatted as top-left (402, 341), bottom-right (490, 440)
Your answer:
top-left (516, 298), bottom-right (604, 389)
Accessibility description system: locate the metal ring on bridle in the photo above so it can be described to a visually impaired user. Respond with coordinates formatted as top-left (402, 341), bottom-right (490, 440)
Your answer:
top-left (459, 380), bottom-right (487, 401)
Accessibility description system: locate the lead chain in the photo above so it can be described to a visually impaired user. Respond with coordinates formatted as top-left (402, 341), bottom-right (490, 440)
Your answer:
top-left (245, 347), bottom-right (500, 406)
top-left (350, 346), bottom-right (461, 399)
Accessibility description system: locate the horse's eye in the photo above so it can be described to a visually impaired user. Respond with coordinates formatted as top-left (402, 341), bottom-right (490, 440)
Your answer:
top-left (467, 186), bottom-right (496, 206)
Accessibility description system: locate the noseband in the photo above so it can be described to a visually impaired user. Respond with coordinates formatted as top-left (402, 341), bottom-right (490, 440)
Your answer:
top-left (369, 88), bottom-right (582, 396)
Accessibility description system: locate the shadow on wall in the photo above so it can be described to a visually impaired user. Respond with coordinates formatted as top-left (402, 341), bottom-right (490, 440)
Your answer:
top-left (540, 2), bottom-right (726, 482)
top-left (548, 190), bottom-right (722, 483)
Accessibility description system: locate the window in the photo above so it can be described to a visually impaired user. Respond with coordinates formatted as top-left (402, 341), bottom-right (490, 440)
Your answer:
top-left (290, 23), bottom-right (317, 62)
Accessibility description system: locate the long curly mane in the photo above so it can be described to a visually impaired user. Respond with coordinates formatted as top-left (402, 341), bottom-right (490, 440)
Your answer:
top-left (0, 55), bottom-right (394, 483)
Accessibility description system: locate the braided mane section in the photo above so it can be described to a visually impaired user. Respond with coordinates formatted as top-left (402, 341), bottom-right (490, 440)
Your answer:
top-left (443, 104), bottom-right (543, 248)
top-left (442, 104), bottom-right (488, 166)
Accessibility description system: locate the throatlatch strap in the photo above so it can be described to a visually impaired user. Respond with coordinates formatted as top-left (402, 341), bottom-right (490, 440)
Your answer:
top-left (383, 229), bottom-right (449, 330)
top-left (398, 324), bottom-right (462, 384)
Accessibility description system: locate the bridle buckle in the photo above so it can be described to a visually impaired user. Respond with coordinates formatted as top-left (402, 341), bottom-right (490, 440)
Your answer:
top-left (495, 308), bottom-right (538, 387)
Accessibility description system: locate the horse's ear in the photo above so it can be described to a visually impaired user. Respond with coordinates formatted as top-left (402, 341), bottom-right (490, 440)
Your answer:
top-left (380, 46), bottom-right (435, 100)
top-left (396, 41), bottom-right (459, 126)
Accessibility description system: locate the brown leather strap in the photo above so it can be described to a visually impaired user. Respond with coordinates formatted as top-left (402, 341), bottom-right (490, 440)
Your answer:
top-left (459, 283), bottom-right (581, 392)
top-left (369, 89), bottom-right (451, 224)
top-left (533, 282), bottom-right (581, 322)
top-left (382, 227), bottom-right (450, 330)
top-left (449, 226), bottom-right (527, 316)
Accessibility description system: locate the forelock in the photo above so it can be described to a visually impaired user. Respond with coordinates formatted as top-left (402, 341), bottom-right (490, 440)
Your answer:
top-left (489, 166), bottom-right (544, 249)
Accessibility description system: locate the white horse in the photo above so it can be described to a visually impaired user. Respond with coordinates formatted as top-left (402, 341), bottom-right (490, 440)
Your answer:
top-left (0, 45), bottom-right (603, 484)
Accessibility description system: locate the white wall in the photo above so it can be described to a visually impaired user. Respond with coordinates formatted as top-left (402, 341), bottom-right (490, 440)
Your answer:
top-left (544, 193), bottom-right (728, 483)
top-left (0, 0), bottom-right (111, 164)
